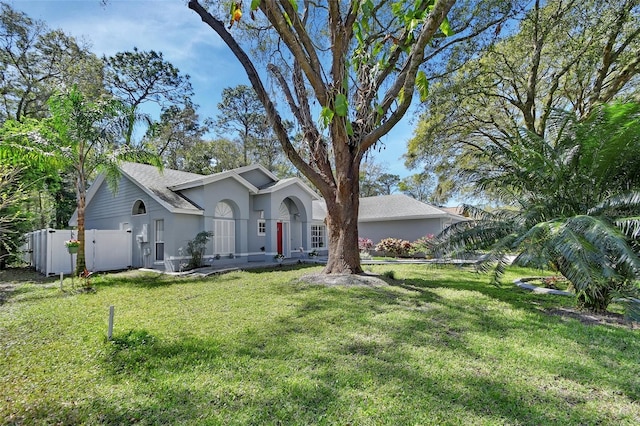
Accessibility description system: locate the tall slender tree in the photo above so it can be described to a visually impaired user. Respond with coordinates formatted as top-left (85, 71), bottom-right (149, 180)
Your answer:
top-left (214, 85), bottom-right (265, 166)
top-left (103, 48), bottom-right (194, 146)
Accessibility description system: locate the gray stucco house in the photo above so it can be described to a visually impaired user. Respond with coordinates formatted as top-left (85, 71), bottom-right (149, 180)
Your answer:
top-left (312, 194), bottom-right (465, 245)
top-left (72, 162), bottom-right (319, 270)
top-left (73, 162), bottom-right (464, 270)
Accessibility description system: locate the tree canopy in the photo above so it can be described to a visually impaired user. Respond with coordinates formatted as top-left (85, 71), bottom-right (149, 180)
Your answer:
top-left (406, 0), bottom-right (640, 202)
top-left (189, 0), bottom-right (512, 273)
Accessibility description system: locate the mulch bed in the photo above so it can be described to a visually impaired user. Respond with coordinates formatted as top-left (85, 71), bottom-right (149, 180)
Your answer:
top-left (546, 307), bottom-right (639, 329)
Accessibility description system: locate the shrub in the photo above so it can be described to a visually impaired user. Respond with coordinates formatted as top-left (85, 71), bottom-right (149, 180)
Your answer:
top-left (381, 270), bottom-right (396, 279)
top-left (410, 234), bottom-right (435, 257)
top-left (375, 238), bottom-right (412, 257)
top-left (358, 237), bottom-right (374, 251)
top-left (186, 231), bottom-right (213, 269)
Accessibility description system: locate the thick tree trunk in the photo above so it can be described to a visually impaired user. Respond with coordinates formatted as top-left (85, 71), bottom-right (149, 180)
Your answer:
top-left (322, 164), bottom-right (363, 274)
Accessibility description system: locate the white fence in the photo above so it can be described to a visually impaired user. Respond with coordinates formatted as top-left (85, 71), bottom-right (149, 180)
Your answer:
top-left (23, 229), bottom-right (132, 276)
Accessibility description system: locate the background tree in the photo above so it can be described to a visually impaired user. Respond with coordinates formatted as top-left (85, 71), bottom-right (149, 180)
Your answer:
top-left (144, 101), bottom-right (206, 169)
top-left (436, 103), bottom-right (640, 315)
top-left (398, 172), bottom-right (436, 203)
top-left (0, 2), bottom-right (105, 230)
top-left (378, 173), bottom-right (401, 196)
top-left (181, 138), bottom-right (244, 174)
top-left (0, 166), bottom-right (32, 268)
top-left (359, 161), bottom-right (386, 197)
top-left (213, 84), bottom-right (267, 166)
top-left (189, 0), bottom-right (511, 273)
top-left (406, 0), bottom-right (640, 202)
top-left (0, 2), bottom-right (103, 122)
top-left (103, 47), bottom-right (194, 146)
top-left (359, 161), bottom-right (400, 197)
top-left (251, 118), bottom-right (296, 177)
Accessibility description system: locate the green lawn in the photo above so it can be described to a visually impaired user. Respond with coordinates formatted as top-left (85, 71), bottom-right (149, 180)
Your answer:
top-left (1, 264), bottom-right (638, 425)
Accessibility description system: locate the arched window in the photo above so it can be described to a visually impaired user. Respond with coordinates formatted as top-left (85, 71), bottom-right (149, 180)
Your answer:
top-left (214, 201), bottom-right (233, 218)
top-left (213, 201), bottom-right (235, 254)
top-left (279, 201), bottom-right (290, 221)
top-left (132, 200), bottom-right (146, 215)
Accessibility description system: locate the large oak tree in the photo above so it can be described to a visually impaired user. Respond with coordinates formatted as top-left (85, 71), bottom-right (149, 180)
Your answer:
top-left (189, 0), bottom-right (509, 273)
top-left (406, 0), bottom-right (640, 203)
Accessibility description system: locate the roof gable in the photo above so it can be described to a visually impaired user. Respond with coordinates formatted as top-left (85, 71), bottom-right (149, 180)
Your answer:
top-left (120, 162), bottom-right (204, 214)
top-left (168, 168), bottom-right (260, 193)
top-left (233, 164), bottom-right (278, 186)
top-left (257, 177), bottom-right (320, 200)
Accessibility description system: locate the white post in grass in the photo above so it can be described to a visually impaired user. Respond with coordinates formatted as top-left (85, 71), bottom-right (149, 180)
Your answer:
top-left (108, 305), bottom-right (115, 340)
top-left (60, 272), bottom-right (63, 291)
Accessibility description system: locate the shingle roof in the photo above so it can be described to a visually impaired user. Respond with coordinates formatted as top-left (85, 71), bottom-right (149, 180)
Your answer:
top-left (313, 194), bottom-right (455, 222)
top-left (359, 194), bottom-right (449, 221)
top-left (120, 162), bottom-right (204, 213)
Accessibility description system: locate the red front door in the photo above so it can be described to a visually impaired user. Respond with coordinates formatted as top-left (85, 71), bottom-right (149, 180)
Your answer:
top-left (277, 222), bottom-right (283, 254)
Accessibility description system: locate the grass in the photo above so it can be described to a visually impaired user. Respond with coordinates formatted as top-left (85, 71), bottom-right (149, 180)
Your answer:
top-left (1, 264), bottom-right (638, 425)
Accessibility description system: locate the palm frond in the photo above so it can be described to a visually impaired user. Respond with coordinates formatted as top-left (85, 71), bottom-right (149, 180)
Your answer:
top-left (588, 191), bottom-right (640, 217)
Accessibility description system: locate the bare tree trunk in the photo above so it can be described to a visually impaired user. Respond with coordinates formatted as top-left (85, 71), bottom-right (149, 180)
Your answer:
top-left (322, 160), bottom-right (362, 274)
top-left (75, 173), bottom-right (87, 276)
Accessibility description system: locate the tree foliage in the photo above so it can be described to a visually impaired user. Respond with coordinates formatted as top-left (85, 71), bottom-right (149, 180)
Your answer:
top-left (436, 103), bottom-right (640, 314)
top-left (0, 2), bottom-right (103, 122)
top-left (181, 138), bottom-right (245, 174)
top-left (359, 161), bottom-right (399, 197)
top-left (398, 172), bottom-right (436, 203)
top-left (145, 101), bottom-right (206, 170)
top-left (406, 0), bottom-right (640, 202)
top-left (0, 166), bottom-right (33, 268)
top-left (213, 84), bottom-right (293, 175)
top-left (103, 47), bottom-right (194, 145)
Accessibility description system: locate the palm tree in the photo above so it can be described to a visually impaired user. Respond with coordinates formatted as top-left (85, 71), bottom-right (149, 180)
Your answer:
top-left (437, 103), bottom-right (640, 315)
top-left (42, 86), bottom-right (161, 276)
top-left (3, 85), bottom-right (160, 277)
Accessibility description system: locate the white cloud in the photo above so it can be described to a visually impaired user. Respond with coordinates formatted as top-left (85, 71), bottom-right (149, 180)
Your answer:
top-left (15, 1), bottom-right (224, 60)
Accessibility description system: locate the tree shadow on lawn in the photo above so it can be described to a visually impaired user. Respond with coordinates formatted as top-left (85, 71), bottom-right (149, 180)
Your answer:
top-left (401, 264), bottom-right (578, 313)
top-left (78, 277), bottom-right (639, 425)
top-left (389, 266), bottom-right (640, 402)
top-left (94, 270), bottom-right (245, 290)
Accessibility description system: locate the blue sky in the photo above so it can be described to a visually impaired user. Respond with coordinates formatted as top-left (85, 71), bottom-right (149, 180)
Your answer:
top-left (11, 0), bottom-right (417, 179)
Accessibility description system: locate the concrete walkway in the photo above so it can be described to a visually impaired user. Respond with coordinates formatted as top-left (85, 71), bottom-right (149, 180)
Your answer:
top-left (513, 278), bottom-right (573, 296)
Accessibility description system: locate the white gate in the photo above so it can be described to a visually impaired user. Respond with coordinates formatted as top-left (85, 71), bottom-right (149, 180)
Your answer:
top-left (23, 229), bottom-right (132, 276)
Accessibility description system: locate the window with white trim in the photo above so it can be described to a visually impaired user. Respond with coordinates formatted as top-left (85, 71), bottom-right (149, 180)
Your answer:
top-left (257, 219), bottom-right (266, 236)
top-left (213, 201), bottom-right (235, 254)
top-left (311, 225), bottom-right (325, 249)
top-left (155, 219), bottom-right (164, 261)
top-left (132, 200), bottom-right (146, 215)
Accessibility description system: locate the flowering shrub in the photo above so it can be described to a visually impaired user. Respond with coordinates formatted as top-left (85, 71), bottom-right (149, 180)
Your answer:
top-left (410, 234), bottom-right (435, 256)
top-left (375, 238), bottom-right (413, 257)
top-left (274, 253), bottom-right (285, 260)
top-left (358, 237), bottom-right (373, 251)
